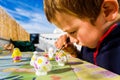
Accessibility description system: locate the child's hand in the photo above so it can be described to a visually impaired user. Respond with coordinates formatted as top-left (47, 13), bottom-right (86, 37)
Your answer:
top-left (55, 34), bottom-right (78, 57)
top-left (55, 34), bottom-right (70, 49)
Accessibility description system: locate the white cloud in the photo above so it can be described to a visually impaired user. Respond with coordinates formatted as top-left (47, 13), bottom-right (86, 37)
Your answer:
top-left (1, 6), bottom-right (56, 33)
top-left (15, 8), bottom-right (31, 17)
top-left (14, 8), bottom-right (56, 33)
top-left (19, 20), bottom-right (55, 33)
top-left (0, 0), bottom-right (57, 33)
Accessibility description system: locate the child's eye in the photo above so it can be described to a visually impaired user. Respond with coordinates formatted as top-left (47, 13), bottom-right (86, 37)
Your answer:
top-left (69, 31), bottom-right (76, 34)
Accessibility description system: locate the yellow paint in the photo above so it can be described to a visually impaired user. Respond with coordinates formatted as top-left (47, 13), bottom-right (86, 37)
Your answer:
top-left (37, 59), bottom-right (43, 64)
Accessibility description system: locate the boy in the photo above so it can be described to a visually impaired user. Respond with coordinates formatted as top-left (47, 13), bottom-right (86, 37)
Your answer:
top-left (44, 0), bottom-right (120, 74)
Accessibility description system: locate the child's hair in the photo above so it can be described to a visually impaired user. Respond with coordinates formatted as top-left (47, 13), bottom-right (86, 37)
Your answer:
top-left (44, 0), bottom-right (104, 24)
top-left (44, 0), bottom-right (120, 25)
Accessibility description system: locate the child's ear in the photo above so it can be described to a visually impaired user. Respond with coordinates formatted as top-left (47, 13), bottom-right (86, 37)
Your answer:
top-left (102, 0), bottom-right (119, 21)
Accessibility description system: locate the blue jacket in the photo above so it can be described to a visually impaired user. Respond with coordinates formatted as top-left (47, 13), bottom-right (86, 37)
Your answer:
top-left (79, 22), bottom-right (120, 75)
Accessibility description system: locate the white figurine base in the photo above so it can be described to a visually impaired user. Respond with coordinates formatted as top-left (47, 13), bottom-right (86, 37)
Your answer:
top-left (36, 71), bottom-right (47, 76)
top-left (58, 62), bottom-right (65, 66)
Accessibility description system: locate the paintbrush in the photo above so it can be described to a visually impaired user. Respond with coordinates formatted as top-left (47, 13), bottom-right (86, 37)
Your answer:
top-left (58, 37), bottom-right (70, 52)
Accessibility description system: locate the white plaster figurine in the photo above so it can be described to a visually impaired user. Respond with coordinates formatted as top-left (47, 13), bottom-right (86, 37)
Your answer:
top-left (55, 51), bottom-right (67, 66)
top-left (30, 51), bottom-right (39, 66)
top-left (30, 51), bottom-right (52, 76)
top-left (48, 47), bottom-right (55, 60)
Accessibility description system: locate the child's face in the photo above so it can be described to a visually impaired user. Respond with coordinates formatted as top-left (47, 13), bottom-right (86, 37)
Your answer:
top-left (54, 12), bottom-right (107, 48)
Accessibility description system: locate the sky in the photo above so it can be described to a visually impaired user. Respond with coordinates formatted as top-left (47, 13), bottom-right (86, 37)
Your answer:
top-left (0, 0), bottom-right (56, 33)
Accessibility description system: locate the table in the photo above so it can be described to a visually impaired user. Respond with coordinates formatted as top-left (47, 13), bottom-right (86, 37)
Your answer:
top-left (68, 58), bottom-right (120, 80)
top-left (0, 52), bottom-right (120, 80)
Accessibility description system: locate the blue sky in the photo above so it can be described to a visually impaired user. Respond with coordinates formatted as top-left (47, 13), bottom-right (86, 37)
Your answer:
top-left (0, 0), bottom-right (56, 33)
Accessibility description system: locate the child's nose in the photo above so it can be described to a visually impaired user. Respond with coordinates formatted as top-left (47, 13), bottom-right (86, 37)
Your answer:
top-left (70, 37), bottom-right (78, 43)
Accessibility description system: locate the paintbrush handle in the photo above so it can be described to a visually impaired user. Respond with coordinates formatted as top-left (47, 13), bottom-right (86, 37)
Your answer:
top-left (59, 37), bottom-right (70, 51)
